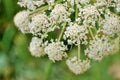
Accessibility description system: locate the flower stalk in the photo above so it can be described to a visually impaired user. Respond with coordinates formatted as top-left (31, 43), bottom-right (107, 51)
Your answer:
top-left (88, 26), bottom-right (95, 39)
top-left (78, 44), bottom-right (80, 60)
top-left (58, 23), bottom-right (67, 41)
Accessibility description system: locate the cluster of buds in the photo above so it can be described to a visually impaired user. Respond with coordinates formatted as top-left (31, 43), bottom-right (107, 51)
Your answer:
top-left (14, 0), bottom-right (120, 75)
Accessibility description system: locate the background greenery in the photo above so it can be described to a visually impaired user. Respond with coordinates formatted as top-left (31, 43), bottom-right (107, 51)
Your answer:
top-left (0, 0), bottom-right (120, 80)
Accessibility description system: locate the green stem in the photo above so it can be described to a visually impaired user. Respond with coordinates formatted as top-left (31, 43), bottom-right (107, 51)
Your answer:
top-left (78, 44), bottom-right (80, 60)
top-left (30, 5), bottom-right (49, 15)
top-left (58, 23), bottom-right (67, 41)
top-left (75, 4), bottom-right (81, 60)
top-left (88, 26), bottom-right (95, 39)
top-left (75, 4), bottom-right (78, 21)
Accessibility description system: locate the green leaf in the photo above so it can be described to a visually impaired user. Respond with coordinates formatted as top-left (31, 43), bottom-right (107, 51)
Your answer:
top-left (2, 0), bottom-right (14, 19)
top-left (2, 23), bottom-right (15, 51)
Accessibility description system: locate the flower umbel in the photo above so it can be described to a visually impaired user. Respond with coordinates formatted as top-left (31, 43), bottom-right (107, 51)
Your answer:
top-left (14, 0), bottom-right (120, 75)
top-left (66, 57), bottom-right (90, 75)
top-left (29, 37), bottom-right (45, 57)
top-left (45, 41), bottom-right (67, 62)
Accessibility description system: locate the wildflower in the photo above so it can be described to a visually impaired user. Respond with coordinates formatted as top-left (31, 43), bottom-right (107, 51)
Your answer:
top-left (49, 4), bottom-right (71, 30)
top-left (14, 0), bottom-right (120, 75)
top-left (116, 4), bottom-right (120, 12)
top-left (66, 56), bottom-right (90, 75)
top-left (14, 10), bottom-right (30, 33)
top-left (64, 23), bottom-right (88, 45)
top-left (94, 0), bottom-right (108, 7)
top-left (85, 36), bottom-right (114, 61)
top-left (29, 13), bottom-right (50, 37)
top-left (29, 37), bottom-right (45, 57)
top-left (67, 0), bottom-right (90, 7)
top-left (79, 5), bottom-right (100, 27)
top-left (45, 41), bottom-right (67, 62)
top-left (17, 0), bottom-right (45, 10)
top-left (103, 14), bottom-right (120, 36)
top-left (75, 0), bottom-right (90, 5)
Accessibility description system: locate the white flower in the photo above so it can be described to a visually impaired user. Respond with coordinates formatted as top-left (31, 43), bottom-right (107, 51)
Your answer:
top-left (15, 0), bottom-right (120, 75)
top-left (79, 5), bottom-right (100, 19)
top-left (94, 0), bottom-right (108, 7)
top-left (114, 0), bottom-right (120, 3)
top-left (29, 13), bottom-right (50, 37)
top-left (46, 0), bottom-right (55, 4)
top-left (33, 0), bottom-right (45, 7)
top-left (50, 4), bottom-right (70, 22)
top-left (64, 23), bottom-right (88, 45)
top-left (75, 0), bottom-right (90, 5)
top-left (103, 14), bottom-right (120, 36)
top-left (17, 0), bottom-right (45, 10)
top-left (116, 3), bottom-right (120, 12)
top-left (67, 0), bottom-right (75, 6)
top-left (66, 56), bottom-right (90, 75)
top-left (112, 0), bottom-right (120, 12)
top-left (45, 41), bottom-right (67, 62)
top-left (108, 0), bottom-right (120, 12)
top-left (29, 37), bottom-right (45, 57)
top-left (79, 5), bottom-right (100, 27)
top-left (49, 4), bottom-right (71, 30)
top-left (14, 10), bottom-right (30, 33)
top-left (67, 0), bottom-right (90, 6)
top-left (85, 35), bottom-right (114, 61)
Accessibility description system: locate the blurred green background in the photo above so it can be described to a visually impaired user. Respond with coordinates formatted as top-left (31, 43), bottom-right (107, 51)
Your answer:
top-left (0, 0), bottom-right (120, 80)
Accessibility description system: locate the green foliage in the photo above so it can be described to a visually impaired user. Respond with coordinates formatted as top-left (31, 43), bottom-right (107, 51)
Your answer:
top-left (0, 0), bottom-right (120, 80)
top-left (2, 23), bottom-right (16, 51)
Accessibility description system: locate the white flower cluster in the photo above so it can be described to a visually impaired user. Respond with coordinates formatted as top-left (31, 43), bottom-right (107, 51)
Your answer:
top-left (85, 36), bottom-right (114, 61)
top-left (14, 3), bottom-right (71, 36)
top-left (103, 14), bottom-right (120, 36)
top-left (49, 4), bottom-right (71, 30)
top-left (14, 0), bottom-right (120, 75)
top-left (64, 23), bottom-right (88, 45)
top-left (109, 0), bottom-right (120, 12)
top-left (94, 0), bottom-right (108, 7)
top-left (79, 5), bottom-right (101, 27)
top-left (14, 10), bottom-right (30, 33)
top-left (67, 0), bottom-right (90, 7)
top-left (29, 37), bottom-right (45, 57)
top-left (66, 57), bottom-right (90, 75)
top-left (17, 0), bottom-right (55, 10)
top-left (45, 41), bottom-right (67, 62)
top-left (29, 13), bottom-right (50, 37)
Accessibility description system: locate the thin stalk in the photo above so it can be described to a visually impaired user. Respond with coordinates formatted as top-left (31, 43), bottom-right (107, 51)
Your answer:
top-left (75, 4), bottom-right (78, 21)
top-left (78, 44), bottom-right (80, 60)
top-left (75, 4), bottom-right (81, 60)
top-left (30, 5), bottom-right (49, 15)
top-left (88, 26), bottom-right (95, 39)
top-left (58, 23), bottom-right (67, 41)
